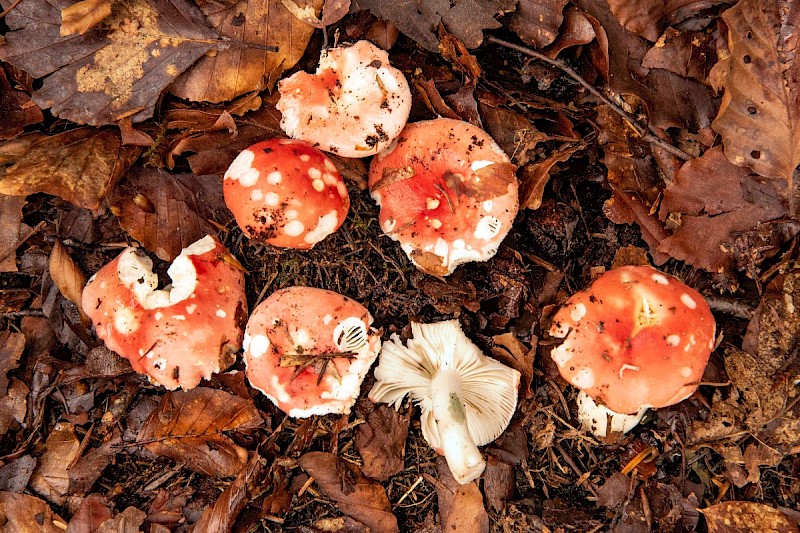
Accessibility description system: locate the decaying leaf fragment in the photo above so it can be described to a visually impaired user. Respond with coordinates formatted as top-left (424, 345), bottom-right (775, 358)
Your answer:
top-left (29, 422), bottom-right (82, 506)
top-left (701, 501), bottom-right (799, 533)
top-left (0, 491), bottom-right (67, 532)
top-left (137, 388), bottom-right (263, 478)
top-left (0, 0), bottom-right (218, 125)
top-left (505, 0), bottom-right (570, 49)
top-left (711, 0), bottom-right (800, 187)
top-left (0, 128), bottom-right (140, 211)
top-left (431, 457), bottom-right (489, 533)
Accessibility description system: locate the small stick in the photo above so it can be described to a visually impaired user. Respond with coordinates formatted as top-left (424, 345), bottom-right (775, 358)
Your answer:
top-left (487, 36), bottom-right (693, 162)
top-left (395, 475), bottom-right (424, 506)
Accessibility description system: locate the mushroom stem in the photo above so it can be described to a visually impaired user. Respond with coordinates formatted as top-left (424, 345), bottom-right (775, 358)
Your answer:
top-left (431, 370), bottom-right (485, 483)
top-left (577, 391), bottom-right (648, 438)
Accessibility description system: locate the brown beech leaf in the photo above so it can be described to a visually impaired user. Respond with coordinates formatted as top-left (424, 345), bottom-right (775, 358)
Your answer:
top-left (483, 455), bottom-right (515, 513)
top-left (351, 0), bottom-right (515, 53)
top-left (0, 378), bottom-right (28, 437)
top-left (137, 388), bottom-right (263, 478)
top-left (518, 143), bottom-right (584, 209)
top-left (506, 0), bottom-right (570, 48)
top-left (298, 451), bottom-right (399, 533)
top-left (432, 457), bottom-right (489, 533)
top-left (66, 493), bottom-right (114, 533)
top-left (170, 0), bottom-right (323, 103)
top-left (29, 422), bottom-right (82, 506)
top-left (282, 0), bottom-right (350, 28)
top-left (0, 491), bottom-right (67, 532)
top-left (354, 399), bottom-right (410, 481)
top-left (0, 455), bottom-right (36, 493)
top-left (657, 146), bottom-right (788, 272)
top-left (710, 0), bottom-right (800, 186)
top-left (0, 194), bottom-right (25, 272)
top-left (0, 0), bottom-right (217, 125)
top-left (0, 128), bottom-right (140, 211)
top-left (0, 69), bottom-right (43, 140)
top-left (701, 502), bottom-right (799, 533)
top-left (60, 0), bottom-right (112, 36)
top-left (491, 332), bottom-right (535, 399)
top-left (97, 507), bottom-right (147, 533)
top-left (543, 8), bottom-right (598, 58)
top-left (192, 453), bottom-right (262, 532)
top-left (49, 241), bottom-right (89, 324)
top-left (577, 0), bottom-right (718, 130)
top-left (68, 430), bottom-right (123, 496)
top-left (641, 27), bottom-right (717, 82)
top-left (109, 168), bottom-right (229, 262)
top-left (606, 0), bottom-right (733, 42)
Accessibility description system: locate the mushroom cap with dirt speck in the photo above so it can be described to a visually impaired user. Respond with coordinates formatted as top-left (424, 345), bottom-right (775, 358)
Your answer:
top-left (244, 286), bottom-right (381, 418)
top-left (276, 40), bottom-right (412, 158)
top-left (223, 138), bottom-right (350, 249)
top-left (81, 235), bottom-right (247, 390)
top-left (368, 118), bottom-right (519, 276)
top-left (549, 265), bottom-right (716, 416)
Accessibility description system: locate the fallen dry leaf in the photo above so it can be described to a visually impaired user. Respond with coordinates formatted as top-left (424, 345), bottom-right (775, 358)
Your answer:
top-left (701, 501), bottom-right (799, 533)
top-left (110, 168), bottom-right (230, 262)
top-left (0, 69), bottom-right (43, 140)
top-left (641, 27), bottom-right (717, 82)
top-left (147, 487), bottom-right (194, 529)
top-left (0, 455), bottom-right (36, 493)
top-left (29, 422), bottom-right (82, 506)
top-left (657, 146), bottom-right (788, 272)
top-left (0, 194), bottom-right (25, 272)
top-left (97, 506), bottom-right (147, 533)
top-left (49, 241), bottom-right (89, 324)
top-left (432, 457), bottom-right (489, 533)
top-left (606, 0), bottom-right (733, 42)
top-left (298, 451), bottom-right (399, 533)
top-left (354, 399), bottom-right (410, 481)
top-left (0, 378), bottom-right (28, 437)
top-left (518, 143), bottom-right (584, 210)
top-left (0, 331), bottom-right (25, 395)
top-left (483, 455), bottom-right (515, 512)
top-left (0, 0), bottom-right (218, 125)
top-left (66, 493), bottom-right (114, 533)
top-left (68, 429), bottom-right (123, 496)
top-left (170, 0), bottom-right (323, 103)
top-left (505, 0), bottom-right (570, 49)
top-left (710, 0), bottom-right (800, 188)
top-left (282, 0), bottom-right (350, 28)
top-left (60, 0), bottom-right (112, 36)
top-left (543, 8), bottom-right (599, 58)
top-left (192, 452), bottom-right (262, 532)
top-left (351, 0), bottom-right (515, 52)
top-left (491, 332), bottom-right (535, 399)
top-left (137, 387), bottom-right (263, 478)
top-left (0, 491), bottom-right (67, 532)
top-left (0, 128), bottom-right (140, 211)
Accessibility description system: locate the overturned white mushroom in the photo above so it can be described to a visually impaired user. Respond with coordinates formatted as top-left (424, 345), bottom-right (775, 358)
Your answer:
top-left (369, 320), bottom-right (520, 484)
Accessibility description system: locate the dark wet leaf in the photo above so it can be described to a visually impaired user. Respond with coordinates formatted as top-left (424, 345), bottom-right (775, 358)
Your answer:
top-left (0, 128), bottom-right (140, 211)
top-left (702, 501), bottom-right (799, 533)
top-left (66, 494), bottom-right (114, 533)
top-left (641, 27), bottom-right (717, 82)
top-left (138, 388), bottom-right (263, 478)
top-left (0, 194), bottom-right (25, 272)
top-left (299, 451), bottom-right (399, 533)
top-left (193, 453), bottom-right (262, 532)
top-left (506, 0), bottom-right (570, 48)
top-left (606, 0), bottom-right (732, 42)
top-left (431, 457), bottom-right (488, 533)
top-left (354, 399), bottom-right (410, 481)
top-left (596, 472), bottom-right (629, 508)
top-left (483, 455), bottom-right (514, 512)
top-left (0, 69), bottom-right (43, 140)
top-left (0, 491), bottom-right (67, 532)
top-left (0, 0), bottom-right (217, 125)
top-left (110, 167), bottom-right (229, 262)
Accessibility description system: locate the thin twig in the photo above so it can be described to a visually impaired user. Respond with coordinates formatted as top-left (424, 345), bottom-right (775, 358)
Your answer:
top-left (487, 36), bottom-right (693, 162)
top-left (0, 0), bottom-right (22, 18)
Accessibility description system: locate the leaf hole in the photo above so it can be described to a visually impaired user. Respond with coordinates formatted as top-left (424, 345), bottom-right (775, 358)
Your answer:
top-left (746, 31), bottom-right (753, 39)
top-left (743, 55), bottom-right (751, 64)
top-left (750, 150), bottom-right (761, 159)
top-left (747, 106), bottom-right (757, 115)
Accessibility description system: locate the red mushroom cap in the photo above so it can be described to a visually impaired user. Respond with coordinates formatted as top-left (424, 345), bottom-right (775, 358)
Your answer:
top-left (549, 265), bottom-right (716, 414)
top-left (277, 40), bottom-right (412, 157)
top-left (244, 286), bottom-right (381, 417)
top-left (82, 236), bottom-right (247, 390)
top-left (369, 118), bottom-right (519, 276)
top-left (223, 139), bottom-right (350, 249)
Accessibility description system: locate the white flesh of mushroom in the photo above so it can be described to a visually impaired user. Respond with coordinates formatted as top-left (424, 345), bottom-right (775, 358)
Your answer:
top-left (369, 320), bottom-right (520, 484)
top-left (576, 390), bottom-right (648, 438)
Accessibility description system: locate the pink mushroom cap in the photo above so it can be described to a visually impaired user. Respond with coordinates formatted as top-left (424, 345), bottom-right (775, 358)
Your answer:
top-left (244, 286), bottom-right (381, 418)
top-left (82, 235), bottom-right (247, 390)
top-left (223, 139), bottom-right (350, 249)
top-left (369, 118), bottom-right (519, 276)
top-left (549, 265), bottom-right (716, 415)
top-left (276, 40), bottom-right (412, 157)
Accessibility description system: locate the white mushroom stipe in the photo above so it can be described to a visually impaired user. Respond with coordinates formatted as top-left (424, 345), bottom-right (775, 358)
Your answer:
top-left (576, 391), bottom-right (648, 438)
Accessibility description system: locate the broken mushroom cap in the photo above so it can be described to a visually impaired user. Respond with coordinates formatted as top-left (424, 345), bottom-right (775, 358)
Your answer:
top-left (369, 320), bottom-right (520, 484)
top-left (244, 286), bottom-right (381, 418)
top-left (223, 138), bottom-right (350, 249)
top-left (276, 40), bottom-right (412, 157)
top-left (82, 235), bottom-right (247, 390)
top-left (549, 265), bottom-right (716, 435)
top-left (369, 118), bottom-right (519, 276)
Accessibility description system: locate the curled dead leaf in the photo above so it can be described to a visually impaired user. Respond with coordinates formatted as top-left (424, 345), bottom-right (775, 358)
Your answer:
top-left (0, 491), bottom-right (67, 532)
top-left (60, 0), bottom-right (111, 36)
top-left (50, 241), bottom-right (89, 325)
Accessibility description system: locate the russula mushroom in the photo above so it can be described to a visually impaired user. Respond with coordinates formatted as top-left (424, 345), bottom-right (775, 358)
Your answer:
top-left (223, 138), bottom-right (350, 249)
top-left (369, 320), bottom-right (520, 484)
top-left (549, 265), bottom-right (716, 437)
top-left (276, 40), bottom-right (412, 157)
top-left (82, 235), bottom-right (247, 390)
top-left (369, 118), bottom-right (519, 276)
top-left (244, 286), bottom-right (381, 417)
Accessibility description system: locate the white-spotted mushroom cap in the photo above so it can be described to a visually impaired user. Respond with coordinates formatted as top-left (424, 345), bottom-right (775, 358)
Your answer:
top-left (82, 235), bottom-right (247, 390)
top-left (549, 265), bottom-right (716, 417)
top-left (276, 40), bottom-right (412, 157)
top-left (369, 118), bottom-right (519, 276)
top-left (223, 138), bottom-right (350, 249)
top-left (369, 320), bottom-right (520, 484)
top-left (244, 286), bottom-right (381, 418)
